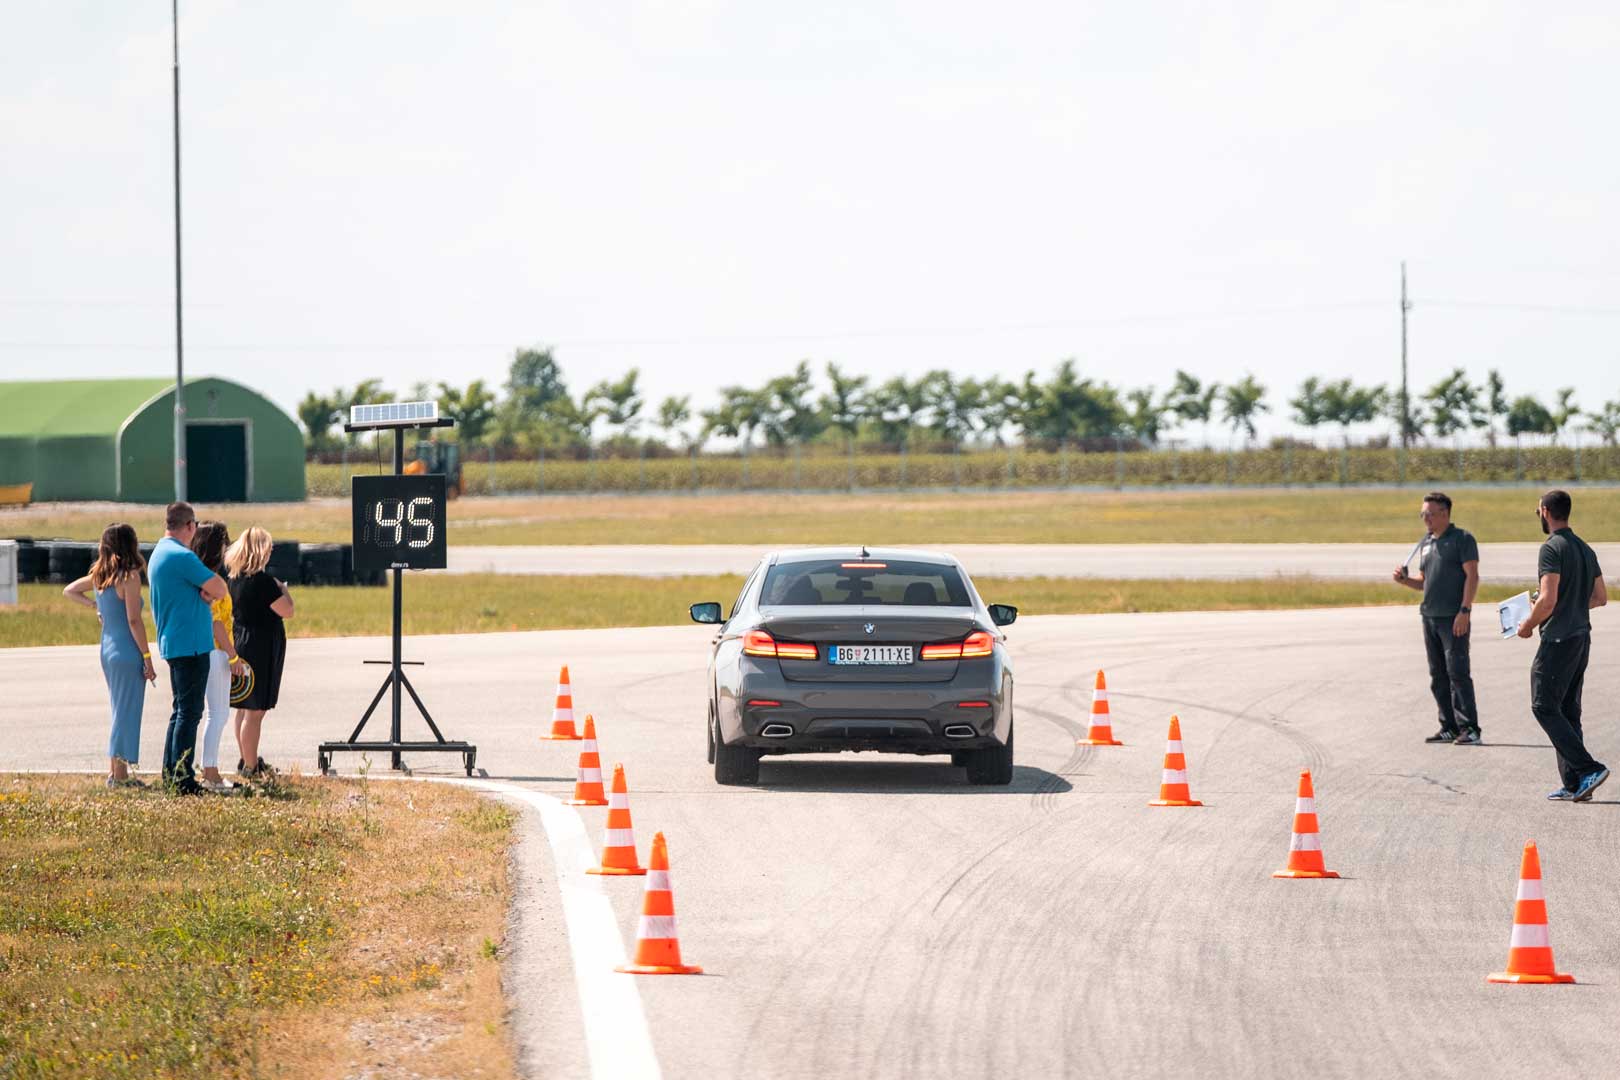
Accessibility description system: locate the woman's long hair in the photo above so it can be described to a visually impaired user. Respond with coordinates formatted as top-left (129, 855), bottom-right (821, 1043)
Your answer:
top-left (223, 525), bottom-right (273, 579)
top-left (89, 524), bottom-right (145, 589)
top-left (190, 521), bottom-right (231, 575)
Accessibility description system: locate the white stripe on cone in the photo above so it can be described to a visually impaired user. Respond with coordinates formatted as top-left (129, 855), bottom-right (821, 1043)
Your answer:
top-left (579, 768), bottom-right (602, 783)
top-left (1289, 833), bottom-right (1322, 851)
top-left (604, 828), bottom-right (637, 848)
top-left (1161, 769), bottom-right (1188, 784)
top-left (581, 740), bottom-right (598, 752)
top-left (646, 870), bottom-right (671, 891)
top-left (1165, 740), bottom-right (1183, 753)
top-left (1093, 689), bottom-right (1109, 702)
top-left (554, 706), bottom-right (574, 722)
top-left (637, 914), bottom-right (679, 940)
top-left (608, 792), bottom-right (630, 809)
top-left (1294, 797), bottom-right (1317, 814)
top-left (1509, 923), bottom-right (1551, 949)
top-left (1516, 879), bottom-right (1545, 901)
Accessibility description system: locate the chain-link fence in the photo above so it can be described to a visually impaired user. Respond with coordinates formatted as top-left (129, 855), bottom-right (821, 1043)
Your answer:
top-left (306, 440), bottom-right (1620, 497)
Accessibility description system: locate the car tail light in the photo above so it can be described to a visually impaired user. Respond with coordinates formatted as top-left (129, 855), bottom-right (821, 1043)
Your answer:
top-left (742, 629), bottom-right (778, 656)
top-left (957, 700), bottom-right (990, 708)
top-left (742, 629), bottom-right (818, 660)
top-left (960, 631), bottom-right (994, 658)
top-left (748, 699), bottom-right (783, 707)
top-left (921, 630), bottom-right (996, 660)
top-left (840, 561), bottom-right (887, 569)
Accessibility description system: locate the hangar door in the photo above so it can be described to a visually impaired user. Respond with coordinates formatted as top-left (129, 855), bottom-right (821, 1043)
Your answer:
top-left (186, 422), bottom-right (248, 502)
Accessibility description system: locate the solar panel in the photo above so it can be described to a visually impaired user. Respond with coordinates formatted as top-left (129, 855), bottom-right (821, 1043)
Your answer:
top-left (348, 400), bottom-right (439, 429)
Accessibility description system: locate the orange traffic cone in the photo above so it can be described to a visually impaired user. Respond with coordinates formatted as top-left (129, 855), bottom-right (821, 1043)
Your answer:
top-left (1079, 670), bottom-right (1124, 746)
top-left (616, 832), bottom-right (702, 975)
top-left (1487, 841), bottom-right (1575, 984)
top-left (585, 764), bottom-right (646, 876)
top-left (540, 665), bottom-right (582, 740)
top-left (1148, 715), bottom-right (1203, 806)
top-left (1273, 769), bottom-right (1339, 878)
top-left (563, 715), bottom-right (608, 806)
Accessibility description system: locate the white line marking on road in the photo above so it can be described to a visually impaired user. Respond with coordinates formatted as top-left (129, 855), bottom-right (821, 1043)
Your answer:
top-left (462, 779), bottom-right (663, 1080)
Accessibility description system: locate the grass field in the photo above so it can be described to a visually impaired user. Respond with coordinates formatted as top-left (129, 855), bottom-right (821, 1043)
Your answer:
top-left (1, 573), bottom-right (1523, 648)
top-left (305, 443), bottom-right (1620, 496)
top-left (4, 486), bottom-right (1616, 547)
top-left (0, 773), bottom-right (515, 1079)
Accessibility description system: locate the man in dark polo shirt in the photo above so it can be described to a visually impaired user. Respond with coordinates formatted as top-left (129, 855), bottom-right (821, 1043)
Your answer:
top-left (1393, 491), bottom-right (1483, 744)
top-left (1516, 489), bottom-right (1609, 802)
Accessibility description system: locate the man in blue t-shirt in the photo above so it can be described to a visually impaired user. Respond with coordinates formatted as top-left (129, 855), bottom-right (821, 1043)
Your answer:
top-left (148, 501), bottom-right (227, 794)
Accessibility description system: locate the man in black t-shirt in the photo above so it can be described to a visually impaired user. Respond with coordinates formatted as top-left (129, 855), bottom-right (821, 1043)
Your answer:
top-left (1516, 489), bottom-right (1610, 802)
top-left (1393, 492), bottom-right (1483, 744)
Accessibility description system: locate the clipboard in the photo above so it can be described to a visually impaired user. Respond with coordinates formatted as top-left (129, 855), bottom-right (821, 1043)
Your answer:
top-left (1497, 592), bottom-right (1532, 638)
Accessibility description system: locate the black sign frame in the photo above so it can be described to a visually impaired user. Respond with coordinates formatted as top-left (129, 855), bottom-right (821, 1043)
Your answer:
top-left (351, 473), bottom-right (448, 571)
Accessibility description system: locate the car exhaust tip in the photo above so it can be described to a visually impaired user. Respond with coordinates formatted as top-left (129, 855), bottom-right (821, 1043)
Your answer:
top-left (760, 723), bottom-right (795, 738)
top-left (943, 724), bottom-right (976, 739)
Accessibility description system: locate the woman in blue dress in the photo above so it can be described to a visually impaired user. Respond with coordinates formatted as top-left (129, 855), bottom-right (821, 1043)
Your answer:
top-left (64, 524), bottom-right (156, 787)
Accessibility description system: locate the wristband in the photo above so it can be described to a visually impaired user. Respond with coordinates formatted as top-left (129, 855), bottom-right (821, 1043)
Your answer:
top-left (1459, 606), bottom-right (1471, 613)
top-left (227, 654), bottom-right (239, 663)
top-left (141, 651), bottom-right (151, 659)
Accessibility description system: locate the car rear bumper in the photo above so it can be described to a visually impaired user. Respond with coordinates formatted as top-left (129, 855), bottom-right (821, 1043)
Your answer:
top-left (723, 680), bottom-right (1009, 755)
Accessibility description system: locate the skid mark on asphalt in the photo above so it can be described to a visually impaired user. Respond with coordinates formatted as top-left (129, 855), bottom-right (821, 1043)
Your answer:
top-left (1129, 681), bottom-right (1334, 778)
top-left (1376, 771), bottom-right (1468, 795)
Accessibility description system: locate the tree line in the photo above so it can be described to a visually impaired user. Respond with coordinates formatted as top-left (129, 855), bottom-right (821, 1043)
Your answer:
top-left (297, 348), bottom-right (1620, 454)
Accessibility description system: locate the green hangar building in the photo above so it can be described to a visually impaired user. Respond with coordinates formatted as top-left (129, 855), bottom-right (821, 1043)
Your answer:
top-left (0, 377), bottom-right (306, 503)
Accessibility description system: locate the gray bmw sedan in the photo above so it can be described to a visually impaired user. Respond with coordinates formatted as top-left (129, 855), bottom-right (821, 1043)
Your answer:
top-left (690, 548), bottom-right (1018, 786)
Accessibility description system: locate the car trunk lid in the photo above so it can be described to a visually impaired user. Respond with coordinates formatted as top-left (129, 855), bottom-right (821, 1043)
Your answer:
top-left (761, 606), bottom-right (977, 682)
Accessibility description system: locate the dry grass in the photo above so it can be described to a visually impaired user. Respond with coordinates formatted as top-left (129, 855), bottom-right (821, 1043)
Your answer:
top-left (0, 773), bottom-right (517, 1079)
top-left (2, 573), bottom-right (1525, 648)
top-left (4, 486), bottom-right (1616, 547)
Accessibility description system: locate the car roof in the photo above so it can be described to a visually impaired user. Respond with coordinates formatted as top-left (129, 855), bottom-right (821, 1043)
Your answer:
top-left (766, 547), bottom-right (963, 569)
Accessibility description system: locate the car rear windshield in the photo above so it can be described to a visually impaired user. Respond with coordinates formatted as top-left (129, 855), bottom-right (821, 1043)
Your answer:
top-left (761, 559), bottom-right (972, 607)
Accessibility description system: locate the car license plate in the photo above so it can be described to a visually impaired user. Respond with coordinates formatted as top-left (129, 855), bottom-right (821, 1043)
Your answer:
top-left (828, 645), bottom-right (913, 665)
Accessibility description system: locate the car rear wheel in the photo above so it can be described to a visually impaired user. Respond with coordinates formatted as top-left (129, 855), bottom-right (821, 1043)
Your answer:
top-left (964, 718), bottom-right (1013, 786)
top-left (713, 713), bottom-right (760, 785)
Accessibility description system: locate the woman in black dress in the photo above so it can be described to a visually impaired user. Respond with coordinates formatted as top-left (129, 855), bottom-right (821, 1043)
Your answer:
top-left (223, 525), bottom-right (294, 777)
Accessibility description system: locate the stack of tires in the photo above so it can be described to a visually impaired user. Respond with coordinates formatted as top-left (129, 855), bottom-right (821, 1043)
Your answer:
top-left (299, 543), bottom-right (345, 585)
top-left (14, 539), bottom-right (50, 584)
top-left (47, 541), bottom-right (96, 584)
top-left (7, 538), bottom-right (385, 587)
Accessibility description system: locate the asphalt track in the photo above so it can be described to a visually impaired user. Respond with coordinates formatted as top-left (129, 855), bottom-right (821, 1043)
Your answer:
top-left (447, 542), bottom-right (1552, 583)
top-left (4, 607), bottom-right (1618, 1079)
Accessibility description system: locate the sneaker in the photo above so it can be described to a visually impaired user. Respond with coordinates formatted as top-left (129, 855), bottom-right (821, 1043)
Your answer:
top-left (1453, 728), bottom-right (1482, 745)
top-left (1547, 788), bottom-right (1576, 801)
top-left (1424, 729), bottom-right (1457, 744)
top-left (203, 778), bottom-right (240, 793)
top-left (106, 775), bottom-right (147, 789)
top-left (1572, 767), bottom-right (1610, 803)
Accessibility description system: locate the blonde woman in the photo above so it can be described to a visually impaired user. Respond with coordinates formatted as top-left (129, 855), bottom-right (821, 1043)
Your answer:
top-left (63, 524), bottom-right (156, 787)
top-left (224, 526), bottom-right (294, 778)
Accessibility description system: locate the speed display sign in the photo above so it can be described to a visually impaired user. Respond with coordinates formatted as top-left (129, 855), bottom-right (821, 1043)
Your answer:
top-left (351, 474), bottom-right (448, 571)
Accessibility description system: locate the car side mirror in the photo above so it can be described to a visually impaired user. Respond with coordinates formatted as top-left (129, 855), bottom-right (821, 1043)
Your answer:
top-left (988, 603), bottom-right (1018, 627)
top-left (690, 601), bottom-right (723, 624)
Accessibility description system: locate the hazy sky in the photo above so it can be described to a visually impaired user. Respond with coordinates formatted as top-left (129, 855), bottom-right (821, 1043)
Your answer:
top-left (4, 1), bottom-right (1618, 443)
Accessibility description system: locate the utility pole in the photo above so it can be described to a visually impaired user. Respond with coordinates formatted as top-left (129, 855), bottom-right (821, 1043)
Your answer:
top-left (171, 0), bottom-right (187, 502)
top-left (1399, 261), bottom-right (1411, 451)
